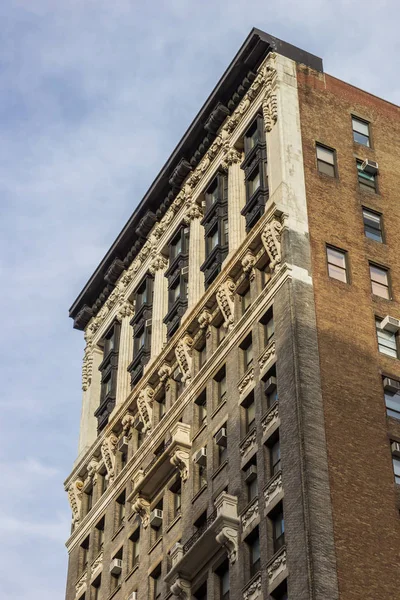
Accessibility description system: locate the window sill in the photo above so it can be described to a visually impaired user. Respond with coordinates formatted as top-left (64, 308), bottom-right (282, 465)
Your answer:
top-left (211, 399), bottom-right (227, 420)
top-left (111, 521), bottom-right (125, 541)
top-left (107, 584), bottom-right (121, 600)
top-left (212, 460), bottom-right (228, 480)
top-left (124, 563), bottom-right (139, 582)
top-left (166, 514), bottom-right (182, 533)
top-left (148, 536), bottom-right (163, 554)
top-left (191, 484), bottom-right (207, 504)
top-left (371, 293), bottom-right (392, 302)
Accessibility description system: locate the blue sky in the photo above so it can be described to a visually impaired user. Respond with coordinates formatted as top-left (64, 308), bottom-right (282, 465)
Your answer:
top-left (0, 1), bottom-right (398, 598)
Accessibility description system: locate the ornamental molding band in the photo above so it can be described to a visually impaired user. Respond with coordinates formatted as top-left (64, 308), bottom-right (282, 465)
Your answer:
top-left (116, 300), bottom-right (134, 322)
top-left (216, 278), bottom-right (236, 330)
top-left (261, 215), bottom-right (283, 272)
top-left (262, 403), bottom-right (280, 437)
top-left (243, 573), bottom-right (262, 600)
top-left (262, 54), bottom-right (278, 133)
top-left (137, 386), bottom-right (154, 433)
top-left (149, 254), bottom-right (168, 275)
top-left (241, 250), bottom-right (257, 281)
top-left (100, 433), bottom-right (118, 483)
top-left (130, 494), bottom-right (150, 528)
top-left (170, 447), bottom-right (190, 482)
top-left (67, 479), bottom-right (84, 525)
top-left (268, 548), bottom-right (287, 584)
top-left (175, 335), bottom-right (193, 383)
top-left (170, 576), bottom-right (191, 599)
top-left (183, 201), bottom-right (203, 224)
top-left (215, 526), bottom-right (239, 564)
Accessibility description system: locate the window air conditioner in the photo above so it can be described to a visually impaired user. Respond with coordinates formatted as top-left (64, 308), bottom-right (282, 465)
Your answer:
top-left (109, 558), bottom-right (123, 575)
top-left (193, 448), bottom-right (207, 466)
top-left (391, 441), bottom-right (400, 457)
top-left (181, 266), bottom-right (189, 276)
top-left (381, 315), bottom-right (400, 333)
top-left (150, 509), bottom-right (163, 528)
top-left (128, 593), bottom-right (138, 600)
top-left (383, 378), bottom-right (400, 394)
top-left (244, 464), bottom-right (257, 483)
top-left (215, 427), bottom-right (227, 447)
top-left (118, 436), bottom-right (129, 454)
top-left (360, 159), bottom-right (378, 174)
top-left (145, 319), bottom-right (152, 328)
top-left (264, 376), bottom-right (277, 394)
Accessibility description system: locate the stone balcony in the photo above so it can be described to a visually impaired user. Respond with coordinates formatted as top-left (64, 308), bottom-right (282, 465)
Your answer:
top-left (240, 427), bottom-right (257, 466)
top-left (240, 497), bottom-right (260, 537)
top-left (264, 471), bottom-right (284, 515)
top-left (258, 339), bottom-right (276, 378)
top-left (238, 366), bottom-right (255, 399)
top-left (165, 493), bottom-right (239, 592)
top-left (267, 547), bottom-right (288, 593)
top-left (261, 401), bottom-right (280, 442)
top-left (242, 572), bottom-right (262, 600)
top-left (128, 422), bottom-right (191, 500)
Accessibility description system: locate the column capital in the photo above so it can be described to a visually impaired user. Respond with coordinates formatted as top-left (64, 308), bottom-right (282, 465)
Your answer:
top-left (183, 202), bottom-right (203, 224)
top-left (149, 254), bottom-right (168, 275)
top-left (116, 300), bottom-right (134, 322)
top-left (221, 146), bottom-right (242, 170)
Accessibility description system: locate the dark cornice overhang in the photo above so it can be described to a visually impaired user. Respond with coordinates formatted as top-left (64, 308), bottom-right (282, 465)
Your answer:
top-left (69, 28), bottom-right (323, 330)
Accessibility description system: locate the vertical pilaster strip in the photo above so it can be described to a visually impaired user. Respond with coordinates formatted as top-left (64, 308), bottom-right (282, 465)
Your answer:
top-left (184, 203), bottom-right (204, 309)
top-left (223, 148), bottom-right (246, 257)
top-left (149, 255), bottom-right (169, 358)
top-left (78, 346), bottom-right (103, 455)
top-left (116, 302), bottom-right (134, 405)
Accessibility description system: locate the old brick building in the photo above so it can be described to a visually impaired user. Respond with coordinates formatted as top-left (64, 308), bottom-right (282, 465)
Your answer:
top-left (64, 28), bottom-right (400, 600)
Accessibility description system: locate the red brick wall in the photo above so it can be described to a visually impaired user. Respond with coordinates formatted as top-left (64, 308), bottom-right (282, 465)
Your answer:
top-left (297, 65), bottom-right (400, 600)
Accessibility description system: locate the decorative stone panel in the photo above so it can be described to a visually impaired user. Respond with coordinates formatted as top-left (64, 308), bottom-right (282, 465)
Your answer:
top-left (238, 367), bottom-right (255, 398)
top-left (175, 335), bottom-right (193, 383)
top-left (137, 385), bottom-right (154, 434)
top-left (216, 278), bottom-right (236, 331)
top-left (258, 340), bottom-right (276, 376)
top-left (67, 479), bottom-right (84, 525)
top-left (75, 571), bottom-right (87, 596)
top-left (261, 216), bottom-right (283, 272)
top-left (90, 551), bottom-right (103, 578)
top-left (240, 428), bottom-right (257, 463)
top-left (261, 403), bottom-right (280, 441)
top-left (267, 548), bottom-right (288, 589)
top-left (241, 497), bottom-right (259, 534)
top-left (264, 471), bottom-right (284, 514)
top-left (243, 572), bottom-right (262, 600)
top-left (100, 433), bottom-right (118, 483)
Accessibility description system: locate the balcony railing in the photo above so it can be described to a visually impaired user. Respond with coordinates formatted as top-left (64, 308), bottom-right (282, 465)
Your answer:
top-left (183, 509), bottom-right (218, 554)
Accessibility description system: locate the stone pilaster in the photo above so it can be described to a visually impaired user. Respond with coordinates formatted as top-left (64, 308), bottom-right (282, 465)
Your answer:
top-left (149, 255), bottom-right (169, 359)
top-left (77, 345), bottom-right (103, 456)
top-left (222, 147), bottom-right (246, 257)
top-left (115, 302), bottom-right (134, 405)
top-left (184, 202), bottom-right (204, 309)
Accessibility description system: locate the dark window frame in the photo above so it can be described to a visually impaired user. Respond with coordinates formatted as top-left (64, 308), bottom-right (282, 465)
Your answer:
top-left (241, 115), bottom-right (268, 230)
top-left (352, 115), bottom-right (371, 147)
top-left (128, 274), bottom-right (154, 387)
top-left (316, 143), bottom-right (337, 178)
top-left (362, 207), bottom-right (383, 243)
top-left (94, 320), bottom-right (121, 431)
top-left (326, 245), bottom-right (349, 283)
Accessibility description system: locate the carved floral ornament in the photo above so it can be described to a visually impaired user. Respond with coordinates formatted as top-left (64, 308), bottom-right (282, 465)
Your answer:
top-left (81, 53), bottom-right (278, 339)
top-left (100, 433), bottom-right (118, 483)
top-left (67, 479), bottom-right (84, 525)
top-left (216, 278), bottom-right (236, 330)
top-left (137, 385), bottom-right (154, 434)
top-left (261, 214), bottom-right (285, 272)
top-left (149, 254), bottom-right (168, 275)
top-left (175, 335), bottom-right (193, 383)
top-left (183, 201), bottom-right (203, 224)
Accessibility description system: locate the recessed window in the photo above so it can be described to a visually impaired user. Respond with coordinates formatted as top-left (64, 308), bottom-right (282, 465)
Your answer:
top-left (95, 517), bottom-right (105, 553)
top-left (272, 506), bottom-right (285, 552)
top-left (241, 334), bottom-right (253, 371)
top-left (245, 120), bottom-right (260, 153)
top-left (260, 308), bottom-right (274, 346)
top-left (115, 490), bottom-right (126, 529)
top-left (91, 575), bottom-right (101, 600)
top-left (363, 208), bottom-right (383, 242)
top-left (217, 561), bottom-right (230, 600)
top-left (316, 144), bottom-right (336, 177)
top-left (215, 366), bottom-right (227, 405)
top-left (157, 394), bottom-right (166, 421)
top-left (247, 530), bottom-right (260, 578)
top-left (173, 368), bottom-right (184, 399)
top-left (150, 564), bottom-right (162, 600)
top-left (240, 286), bottom-right (251, 315)
top-left (326, 246), bottom-right (348, 283)
top-left (172, 279), bottom-right (181, 303)
top-left (80, 536), bottom-right (90, 572)
top-left (194, 582), bottom-right (208, 600)
top-left (110, 547), bottom-right (123, 590)
top-left (385, 387), bottom-right (400, 419)
top-left (264, 367), bottom-right (278, 408)
top-left (170, 479), bottom-right (182, 518)
top-left (370, 264), bottom-right (390, 299)
top-left (129, 528), bottom-right (140, 570)
top-left (376, 318), bottom-right (398, 358)
top-left (393, 456), bottom-right (400, 484)
top-left (248, 168), bottom-right (261, 197)
top-left (357, 161), bottom-right (377, 192)
top-left (352, 116), bottom-right (370, 147)
top-left (198, 342), bottom-right (207, 369)
top-left (245, 459), bottom-right (258, 502)
top-left (271, 438), bottom-right (281, 475)
top-left (243, 391), bottom-right (255, 433)
top-left (205, 178), bottom-right (219, 208)
top-left (170, 233), bottom-right (182, 260)
top-left (195, 390), bottom-right (207, 428)
top-left (215, 426), bottom-right (228, 466)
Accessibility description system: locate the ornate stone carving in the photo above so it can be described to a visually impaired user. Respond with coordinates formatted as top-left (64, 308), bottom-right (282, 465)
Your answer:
top-left (264, 472), bottom-right (283, 509)
top-left (240, 428), bottom-right (257, 457)
top-left (216, 278), bottom-right (236, 330)
top-left (183, 201), bottom-right (203, 224)
top-left (261, 217), bottom-right (283, 272)
top-left (238, 367), bottom-right (254, 396)
top-left (67, 479), bottom-right (84, 525)
top-left (215, 526), bottom-right (238, 564)
top-left (130, 494), bottom-right (150, 528)
top-left (100, 433), bottom-right (118, 483)
top-left (241, 498), bottom-right (259, 531)
top-left (268, 548), bottom-right (287, 583)
top-left (243, 573), bottom-right (262, 600)
top-left (81, 344), bottom-right (93, 391)
top-left (86, 458), bottom-right (99, 486)
top-left (262, 404), bottom-right (279, 436)
top-left (221, 147), bottom-right (242, 171)
top-left (170, 576), bottom-right (191, 599)
top-left (116, 301), bottom-right (134, 322)
top-left (121, 412), bottom-right (135, 438)
top-left (149, 254), bottom-right (168, 275)
top-left (170, 447), bottom-right (190, 482)
top-left (90, 551), bottom-right (103, 576)
top-left (137, 386), bottom-right (154, 433)
top-left (242, 250), bottom-right (256, 281)
top-left (198, 309), bottom-right (212, 338)
top-left (75, 570), bottom-right (87, 595)
top-left (175, 335), bottom-right (193, 383)
top-left (158, 363), bottom-right (172, 390)
top-left (262, 56), bottom-right (278, 133)
top-left (259, 340), bottom-right (276, 371)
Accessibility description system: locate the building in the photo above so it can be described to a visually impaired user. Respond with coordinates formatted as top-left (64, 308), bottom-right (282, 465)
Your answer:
top-left (64, 27), bottom-right (400, 600)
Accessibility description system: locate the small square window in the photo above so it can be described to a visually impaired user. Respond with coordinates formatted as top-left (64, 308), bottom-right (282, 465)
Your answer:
top-left (370, 264), bottom-right (390, 299)
top-left (352, 116), bottom-right (370, 147)
top-left (363, 208), bottom-right (383, 242)
top-left (357, 161), bottom-right (377, 192)
top-left (326, 246), bottom-right (348, 283)
top-left (316, 144), bottom-right (336, 177)
top-left (376, 318), bottom-right (398, 358)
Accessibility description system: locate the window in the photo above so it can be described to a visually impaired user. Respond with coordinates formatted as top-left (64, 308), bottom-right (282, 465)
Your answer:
top-left (110, 547), bottom-right (123, 590)
top-left (129, 528), bottom-right (140, 570)
top-left (129, 274), bottom-right (154, 385)
top-left (271, 580), bottom-right (288, 600)
top-left (170, 232), bottom-right (183, 260)
top-left (95, 517), bottom-right (105, 553)
top-left (170, 479), bottom-right (182, 518)
top-left (272, 506), bottom-right (285, 552)
top-left (363, 208), bottom-right (383, 242)
top-left (376, 319), bottom-right (398, 358)
top-left (326, 246), bottom-right (348, 283)
top-left (352, 116), bottom-right (370, 146)
top-left (248, 168), bottom-right (261, 196)
top-left (215, 366), bottom-right (227, 405)
top-left (241, 286), bottom-right (251, 315)
top-left (196, 390), bottom-right (207, 428)
top-left (264, 367), bottom-right (278, 408)
top-left (90, 575), bottom-right (101, 600)
top-left (243, 391), bottom-right (255, 433)
top-left (96, 321), bottom-right (121, 431)
top-left (241, 335), bottom-right (253, 371)
top-left (85, 487), bottom-right (93, 515)
top-left (201, 174), bottom-right (229, 287)
top-left (215, 426), bottom-right (228, 466)
top-left (194, 582), bottom-right (207, 600)
top-left (198, 342), bottom-right (207, 369)
top-left (316, 144), bottom-right (336, 177)
top-left (271, 439), bottom-right (281, 475)
top-left (357, 160), bottom-right (377, 192)
top-left (385, 388), bottom-right (400, 419)
top-left (150, 564), bottom-right (162, 599)
top-left (157, 394), bottom-right (166, 421)
top-left (248, 530), bottom-right (260, 578)
top-left (151, 499), bottom-right (163, 542)
top-left (370, 264), bottom-right (390, 299)
top-left (242, 115), bottom-right (268, 230)
top-left (245, 120), bottom-right (259, 152)
top-left (205, 178), bottom-right (219, 208)
top-left (198, 464), bottom-right (207, 489)
top-left (80, 536), bottom-right (90, 572)
top-left (217, 561), bottom-right (230, 600)
top-left (116, 490), bottom-right (126, 529)
top-left (260, 308), bottom-right (274, 346)
top-left (393, 456), bottom-right (400, 484)
top-left (172, 279), bottom-right (182, 303)
top-left (245, 459), bottom-right (258, 502)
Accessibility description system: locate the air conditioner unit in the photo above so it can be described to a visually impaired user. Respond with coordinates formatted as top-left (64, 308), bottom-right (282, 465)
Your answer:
top-left (264, 376), bottom-right (277, 394)
top-left (133, 416), bottom-right (143, 431)
top-left (150, 509), bottom-right (163, 528)
top-left (118, 436), bottom-right (129, 453)
top-left (109, 558), bottom-right (123, 575)
top-left (383, 377), bottom-right (400, 394)
top-left (391, 441), bottom-right (400, 457)
top-left (128, 593), bottom-right (138, 600)
top-left (244, 464), bottom-right (257, 483)
top-left (360, 159), bottom-right (378, 174)
top-left (193, 447), bottom-right (207, 466)
top-left (381, 315), bottom-right (400, 333)
top-left (215, 427), bottom-right (227, 447)
top-left (181, 266), bottom-right (189, 276)
top-left (145, 319), bottom-right (152, 328)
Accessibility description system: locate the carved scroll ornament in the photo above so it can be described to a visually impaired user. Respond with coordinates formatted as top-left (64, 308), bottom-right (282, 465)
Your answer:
top-left (216, 278), bottom-right (236, 330)
top-left (175, 335), bottom-right (193, 383)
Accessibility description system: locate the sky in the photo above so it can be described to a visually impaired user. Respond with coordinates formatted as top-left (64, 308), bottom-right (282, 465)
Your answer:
top-left (0, 1), bottom-right (398, 598)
